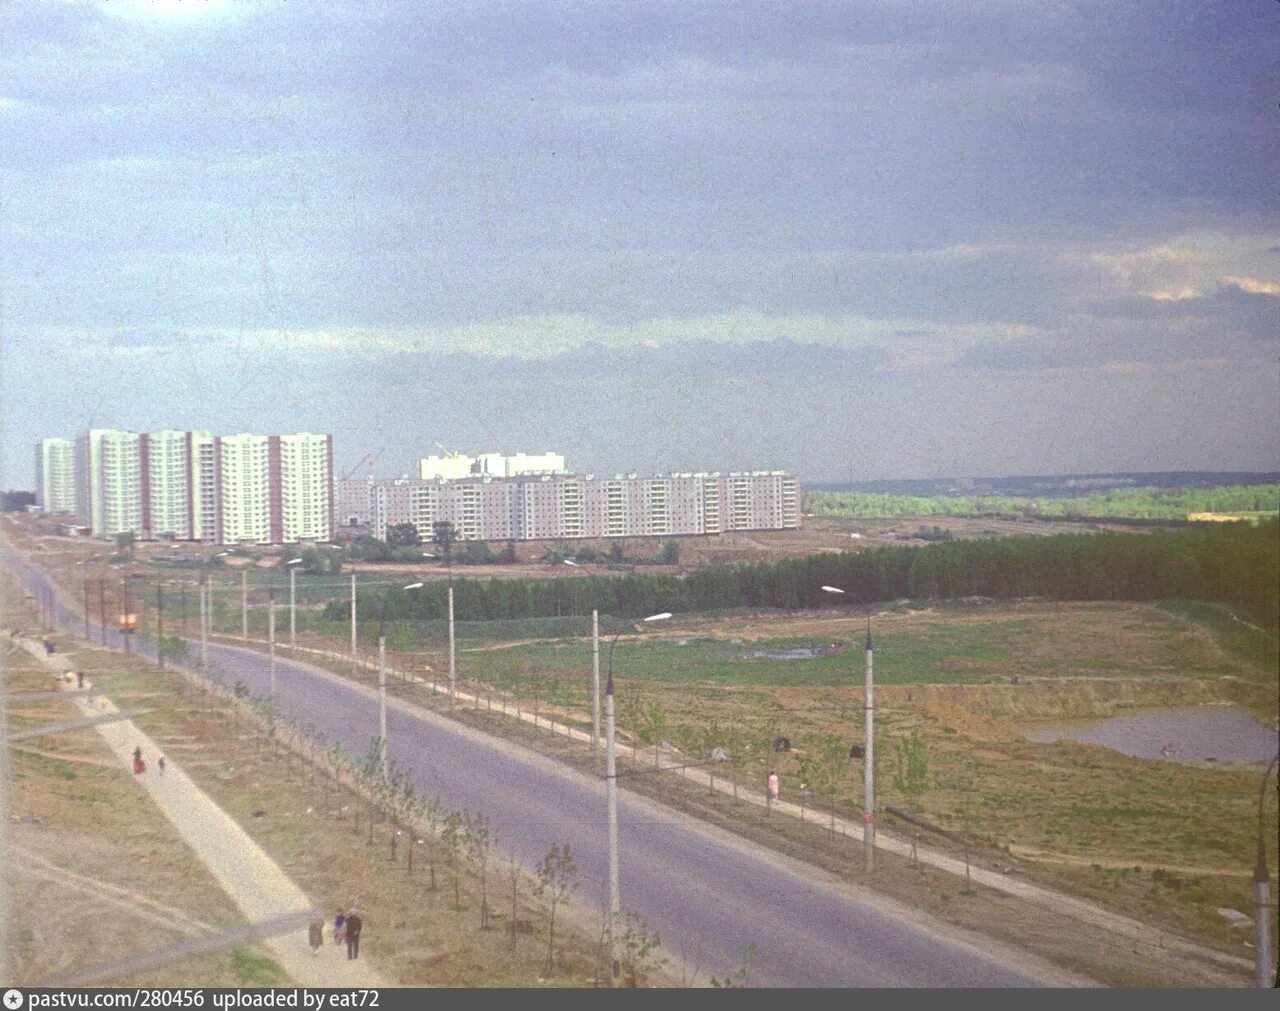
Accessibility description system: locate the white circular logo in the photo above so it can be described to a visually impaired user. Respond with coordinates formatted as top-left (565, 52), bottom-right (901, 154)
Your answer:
top-left (3, 990), bottom-right (23, 1010)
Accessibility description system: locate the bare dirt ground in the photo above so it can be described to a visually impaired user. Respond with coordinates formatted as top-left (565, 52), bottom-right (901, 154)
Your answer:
top-left (4, 583), bottom-right (280, 987)
top-left (2, 541), bottom-right (655, 988)
top-left (8, 513), bottom-right (1275, 986)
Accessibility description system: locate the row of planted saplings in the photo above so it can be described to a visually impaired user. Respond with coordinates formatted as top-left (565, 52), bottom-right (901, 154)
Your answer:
top-left (209, 673), bottom-right (659, 981)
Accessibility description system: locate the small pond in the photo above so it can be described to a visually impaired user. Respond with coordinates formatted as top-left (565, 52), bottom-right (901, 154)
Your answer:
top-left (1021, 705), bottom-right (1279, 763)
top-left (741, 647), bottom-right (829, 661)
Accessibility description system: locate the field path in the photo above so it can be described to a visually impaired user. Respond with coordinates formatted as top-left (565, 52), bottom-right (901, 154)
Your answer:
top-left (19, 639), bottom-right (386, 988)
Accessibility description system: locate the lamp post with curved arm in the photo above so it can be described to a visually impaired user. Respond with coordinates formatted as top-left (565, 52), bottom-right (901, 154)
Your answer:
top-left (605, 610), bottom-right (671, 983)
top-left (563, 559), bottom-right (601, 750)
top-left (286, 557), bottom-right (303, 645)
top-left (823, 584), bottom-right (876, 872)
top-left (377, 581), bottom-right (423, 779)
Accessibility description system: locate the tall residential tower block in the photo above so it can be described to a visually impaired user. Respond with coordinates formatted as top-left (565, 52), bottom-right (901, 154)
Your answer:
top-left (58, 428), bottom-right (333, 544)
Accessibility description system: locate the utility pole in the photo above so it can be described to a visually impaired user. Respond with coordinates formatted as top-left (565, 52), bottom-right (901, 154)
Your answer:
top-left (591, 609), bottom-right (601, 750)
top-left (447, 580), bottom-right (456, 704)
top-left (241, 569), bottom-right (248, 639)
top-left (121, 580), bottom-right (131, 654)
top-left (268, 586), bottom-right (276, 699)
top-left (199, 576), bottom-right (209, 669)
top-left (290, 565), bottom-right (297, 645)
top-left (605, 659), bottom-right (620, 983)
top-left (83, 579), bottom-right (90, 641)
top-left (602, 612), bottom-right (668, 985)
top-left (350, 571), bottom-right (357, 670)
top-left (378, 621), bottom-right (388, 780)
top-left (156, 582), bottom-right (164, 670)
top-left (862, 614), bottom-right (876, 872)
top-left (823, 584), bottom-right (876, 871)
top-left (98, 581), bottom-right (106, 645)
top-left (1255, 755), bottom-right (1278, 987)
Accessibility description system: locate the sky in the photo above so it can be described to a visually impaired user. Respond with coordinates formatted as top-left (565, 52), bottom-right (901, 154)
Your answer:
top-left (2, 0), bottom-right (1278, 487)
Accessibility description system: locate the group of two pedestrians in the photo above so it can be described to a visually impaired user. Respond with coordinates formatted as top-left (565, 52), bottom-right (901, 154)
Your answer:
top-left (131, 745), bottom-right (165, 776)
top-left (310, 907), bottom-right (363, 959)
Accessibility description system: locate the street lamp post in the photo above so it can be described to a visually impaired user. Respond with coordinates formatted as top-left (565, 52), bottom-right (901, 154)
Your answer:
top-left (200, 553), bottom-right (230, 671)
top-left (447, 571), bottom-right (456, 705)
top-left (199, 574), bottom-right (209, 669)
top-left (823, 585), bottom-right (876, 872)
top-left (562, 559), bottom-right (600, 750)
top-left (121, 578), bottom-right (132, 654)
top-left (377, 581), bottom-right (422, 780)
top-left (1255, 754), bottom-right (1278, 988)
top-left (286, 557), bottom-right (303, 646)
top-left (241, 569), bottom-right (248, 639)
top-left (350, 566), bottom-right (358, 671)
top-left (156, 581), bottom-right (164, 670)
top-left (605, 611), bottom-right (671, 983)
top-left (268, 584), bottom-right (276, 699)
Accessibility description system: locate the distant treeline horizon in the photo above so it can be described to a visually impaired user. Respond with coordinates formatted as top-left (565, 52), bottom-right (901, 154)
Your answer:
top-left (802, 471), bottom-right (1280, 499)
top-left (804, 483), bottom-right (1280, 522)
top-left (331, 521), bottom-right (1279, 632)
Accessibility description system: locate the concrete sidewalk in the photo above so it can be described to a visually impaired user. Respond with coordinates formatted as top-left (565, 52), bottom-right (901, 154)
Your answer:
top-left (19, 638), bottom-right (386, 988)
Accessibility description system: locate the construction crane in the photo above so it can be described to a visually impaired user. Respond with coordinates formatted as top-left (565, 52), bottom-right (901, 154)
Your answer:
top-left (434, 442), bottom-right (462, 459)
top-left (340, 448), bottom-right (385, 481)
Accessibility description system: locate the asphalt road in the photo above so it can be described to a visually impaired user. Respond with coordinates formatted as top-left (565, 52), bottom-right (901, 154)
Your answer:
top-left (10, 550), bottom-right (1050, 987)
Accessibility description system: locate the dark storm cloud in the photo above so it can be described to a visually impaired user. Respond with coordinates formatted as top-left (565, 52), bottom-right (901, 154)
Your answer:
top-left (2, 0), bottom-right (1278, 485)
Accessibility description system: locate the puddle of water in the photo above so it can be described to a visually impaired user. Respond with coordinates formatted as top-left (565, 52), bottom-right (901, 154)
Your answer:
top-left (742, 647), bottom-right (827, 661)
top-left (1022, 706), bottom-right (1279, 763)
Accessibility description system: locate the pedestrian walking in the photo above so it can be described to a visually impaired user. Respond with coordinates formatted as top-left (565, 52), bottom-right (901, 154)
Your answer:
top-left (344, 909), bottom-right (363, 960)
top-left (76, 670), bottom-right (84, 689)
top-left (767, 770), bottom-right (779, 810)
top-left (333, 909), bottom-right (346, 947)
top-left (132, 745), bottom-right (146, 775)
top-left (158, 756), bottom-right (166, 776)
top-left (308, 916), bottom-right (325, 955)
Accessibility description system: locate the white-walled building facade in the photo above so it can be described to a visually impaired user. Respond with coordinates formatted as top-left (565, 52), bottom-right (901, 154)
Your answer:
top-left (278, 432), bottom-right (334, 542)
top-left (75, 429), bottom-right (144, 539)
top-left (35, 437), bottom-right (76, 515)
top-left (369, 470), bottom-right (800, 543)
top-left (50, 428), bottom-right (334, 544)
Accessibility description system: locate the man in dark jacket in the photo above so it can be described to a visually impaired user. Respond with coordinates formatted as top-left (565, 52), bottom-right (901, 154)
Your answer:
top-left (345, 909), bottom-right (363, 960)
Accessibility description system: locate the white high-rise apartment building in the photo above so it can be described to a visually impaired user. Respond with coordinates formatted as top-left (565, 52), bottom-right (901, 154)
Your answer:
top-left (279, 432), bottom-right (333, 542)
top-left (144, 430), bottom-right (194, 539)
top-left (75, 429), bottom-right (143, 538)
top-left (217, 434), bottom-right (272, 545)
top-left (35, 437), bottom-right (76, 514)
top-left (190, 432), bottom-right (218, 542)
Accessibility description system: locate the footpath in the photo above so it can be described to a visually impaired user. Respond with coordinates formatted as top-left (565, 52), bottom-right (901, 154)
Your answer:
top-left (18, 636), bottom-right (386, 989)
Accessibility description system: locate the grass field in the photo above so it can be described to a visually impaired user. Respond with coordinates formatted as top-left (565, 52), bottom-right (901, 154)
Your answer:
top-left (10, 517), bottom-right (1278, 983)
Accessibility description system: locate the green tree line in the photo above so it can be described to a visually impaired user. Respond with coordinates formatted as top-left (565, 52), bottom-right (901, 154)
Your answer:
top-left (805, 484), bottom-right (1280, 521)
top-left (325, 522), bottom-right (1278, 629)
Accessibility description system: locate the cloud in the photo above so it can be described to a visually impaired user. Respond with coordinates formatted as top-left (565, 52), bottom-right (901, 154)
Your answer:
top-left (1221, 276), bottom-right (1280, 296)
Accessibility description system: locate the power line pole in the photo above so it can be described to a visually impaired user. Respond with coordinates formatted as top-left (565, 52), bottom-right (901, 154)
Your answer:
top-left (241, 569), bottom-right (248, 639)
top-left (863, 614), bottom-right (876, 873)
top-left (268, 586), bottom-right (276, 699)
top-left (156, 582), bottom-right (164, 670)
top-left (591, 609), bottom-right (600, 750)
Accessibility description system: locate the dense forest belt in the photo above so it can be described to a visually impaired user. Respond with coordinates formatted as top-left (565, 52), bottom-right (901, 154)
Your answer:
top-left (804, 484), bottom-right (1280, 521)
top-left (334, 523), bottom-right (1280, 627)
